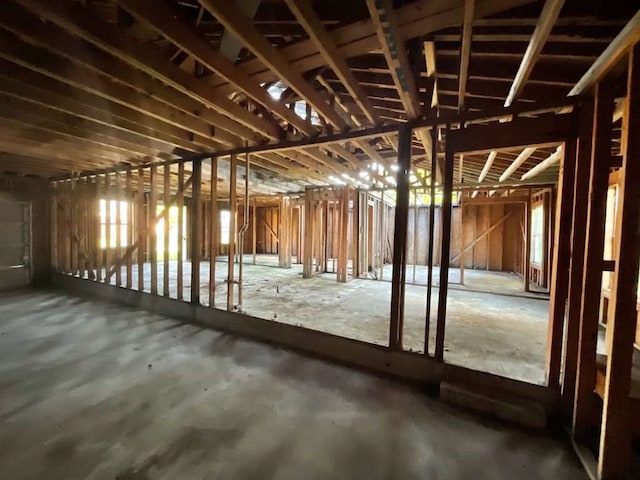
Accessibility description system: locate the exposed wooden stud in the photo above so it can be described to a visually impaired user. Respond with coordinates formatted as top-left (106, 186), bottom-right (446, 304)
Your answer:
top-left (104, 172), bottom-right (111, 284)
top-left (561, 101), bottom-right (594, 414)
top-left (505, 0), bottom-right (566, 107)
top-left (545, 139), bottom-right (576, 389)
top-left (227, 154), bottom-right (237, 311)
top-left (163, 165), bottom-right (170, 297)
top-left (190, 159), bottom-right (202, 305)
top-left (149, 164), bottom-right (158, 296)
top-left (177, 163), bottom-right (184, 300)
top-left (125, 169), bottom-right (133, 289)
top-left (209, 158), bottom-right (217, 307)
top-left (572, 80), bottom-right (614, 438)
top-left (598, 44), bottom-right (640, 479)
top-left (524, 188), bottom-right (532, 292)
top-left (136, 167), bottom-right (144, 292)
top-left (435, 126), bottom-right (454, 362)
top-left (389, 124), bottom-right (412, 350)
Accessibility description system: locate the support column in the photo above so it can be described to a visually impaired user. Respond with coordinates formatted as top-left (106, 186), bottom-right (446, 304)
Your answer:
top-left (546, 140), bottom-right (577, 389)
top-left (562, 99), bottom-right (595, 415)
top-left (190, 159), bottom-right (202, 305)
top-left (209, 158), bottom-right (218, 307)
top-left (389, 124), bottom-right (412, 350)
top-left (598, 44), bottom-right (640, 480)
top-left (573, 80), bottom-right (615, 438)
top-left (524, 188), bottom-right (531, 293)
top-left (435, 126), bottom-right (454, 361)
top-left (227, 154), bottom-right (237, 310)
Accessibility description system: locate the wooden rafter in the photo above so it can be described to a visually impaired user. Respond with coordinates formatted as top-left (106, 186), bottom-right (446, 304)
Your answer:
top-left (284, 0), bottom-right (380, 126)
top-left (114, 0), bottom-right (313, 136)
top-left (499, 147), bottom-right (536, 182)
top-left (199, 0), bottom-right (347, 130)
top-left (520, 145), bottom-right (562, 180)
top-left (504, 0), bottom-right (566, 107)
top-left (13, 0), bottom-right (279, 141)
top-left (458, 0), bottom-right (475, 111)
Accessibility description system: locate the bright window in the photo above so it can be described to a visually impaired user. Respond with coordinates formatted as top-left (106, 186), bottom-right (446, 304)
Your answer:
top-left (531, 204), bottom-right (544, 265)
top-left (220, 210), bottom-right (231, 245)
top-left (99, 199), bottom-right (129, 248)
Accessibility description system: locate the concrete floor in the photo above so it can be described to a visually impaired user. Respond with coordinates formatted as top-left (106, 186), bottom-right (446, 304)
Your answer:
top-left (0, 289), bottom-right (586, 480)
top-left (94, 255), bottom-right (550, 385)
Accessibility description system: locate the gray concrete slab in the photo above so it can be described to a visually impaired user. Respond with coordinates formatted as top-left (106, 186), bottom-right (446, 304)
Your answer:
top-left (0, 289), bottom-right (586, 480)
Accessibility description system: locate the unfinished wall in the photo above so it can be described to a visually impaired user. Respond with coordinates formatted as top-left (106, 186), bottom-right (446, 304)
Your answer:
top-left (0, 175), bottom-right (51, 285)
top-left (393, 202), bottom-right (525, 273)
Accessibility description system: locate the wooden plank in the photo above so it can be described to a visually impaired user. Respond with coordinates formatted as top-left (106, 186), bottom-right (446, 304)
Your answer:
top-left (125, 169), bottom-right (133, 289)
top-left (136, 167), bottom-right (144, 291)
top-left (95, 175), bottom-right (103, 282)
top-left (572, 80), bottom-right (614, 438)
top-left (447, 113), bottom-right (576, 154)
top-left (499, 147), bottom-right (537, 182)
top-left (177, 163), bottom-right (184, 300)
top-left (435, 127), bottom-right (455, 361)
top-left (208, 158), bottom-right (217, 307)
top-left (458, 0), bottom-right (475, 110)
top-left (163, 164), bottom-right (170, 297)
top-left (561, 101), bottom-right (594, 415)
top-left (190, 159), bottom-right (202, 305)
top-left (545, 139), bottom-right (576, 389)
top-left (504, 0), bottom-right (566, 106)
top-left (227, 154), bottom-right (236, 310)
top-left (199, 0), bottom-right (345, 130)
top-left (424, 130), bottom-right (437, 354)
top-left (104, 173), bottom-right (111, 283)
top-left (450, 211), bottom-right (512, 264)
top-left (598, 44), bottom-right (640, 479)
top-left (389, 125), bottom-right (412, 350)
top-left (570, 10), bottom-right (640, 96)
top-left (252, 200), bottom-right (257, 265)
top-left (149, 164), bottom-right (158, 295)
top-left (284, 0), bottom-right (380, 125)
top-left (524, 188), bottom-right (531, 292)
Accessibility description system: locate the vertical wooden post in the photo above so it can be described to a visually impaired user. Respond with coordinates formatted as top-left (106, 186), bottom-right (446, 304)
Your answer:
top-left (104, 173), bottom-right (111, 283)
top-left (389, 124), bottom-right (412, 350)
top-left (191, 159), bottom-right (202, 305)
top-left (412, 190), bottom-right (418, 284)
top-left (303, 189), bottom-right (313, 278)
top-left (163, 165), bottom-right (170, 296)
top-left (598, 45), bottom-right (640, 479)
top-left (278, 196), bottom-right (291, 268)
top-left (573, 80), bottom-right (614, 438)
top-left (546, 140), bottom-right (577, 388)
top-left (562, 100), bottom-right (594, 414)
top-left (149, 164), bottom-right (158, 295)
top-left (95, 176), bottom-right (103, 282)
top-left (227, 154), bottom-right (237, 310)
top-left (209, 158), bottom-right (218, 307)
top-left (252, 200), bottom-right (257, 265)
top-left (177, 163), bottom-right (184, 300)
top-left (125, 169), bottom-right (133, 289)
top-left (425, 129), bottom-right (438, 354)
top-left (435, 126), bottom-right (454, 361)
top-left (136, 167), bottom-right (144, 291)
top-left (114, 171), bottom-right (122, 287)
top-left (459, 192), bottom-right (465, 285)
top-left (380, 188), bottom-right (386, 280)
top-left (51, 185), bottom-right (58, 271)
top-left (524, 187), bottom-right (531, 292)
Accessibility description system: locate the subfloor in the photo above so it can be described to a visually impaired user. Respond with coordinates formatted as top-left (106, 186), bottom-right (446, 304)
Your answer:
top-left (95, 254), bottom-right (550, 385)
top-left (0, 289), bottom-right (586, 480)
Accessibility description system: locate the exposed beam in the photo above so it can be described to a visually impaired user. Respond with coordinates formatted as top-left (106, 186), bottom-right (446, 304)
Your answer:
top-left (114, 0), bottom-right (312, 136)
top-left (505, 0), bottom-right (566, 107)
top-left (199, 0), bottom-right (347, 130)
top-left (478, 150), bottom-right (498, 182)
top-left (499, 147), bottom-right (536, 182)
top-left (366, 0), bottom-right (434, 176)
top-left (458, 0), bottom-right (475, 111)
top-left (520, 145), bottom-right (562, 180)
top-left (13, 0), bottom-right (279, 141)
top-left (570, 10), bottom-right (640, 96)
top-left (424, 41), bottom-right (439, 108)
top-left (284, 0), bottom-right (380, 125)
